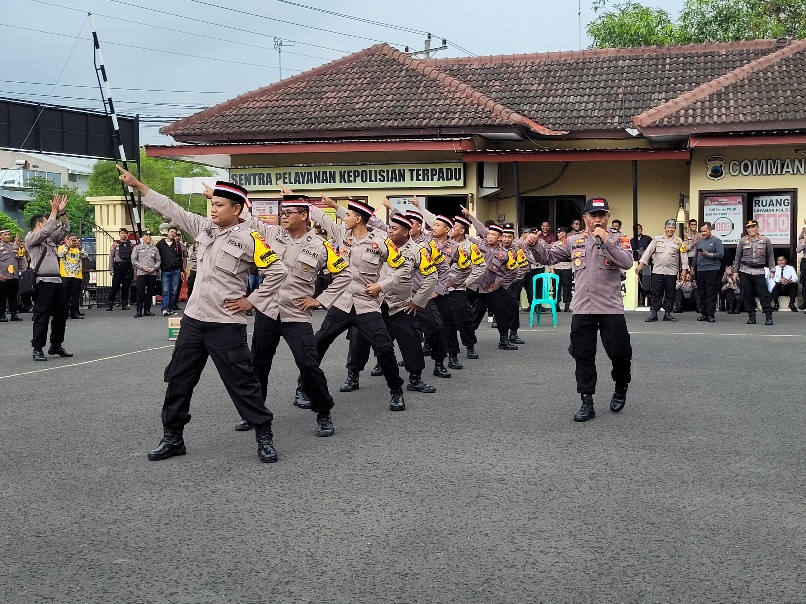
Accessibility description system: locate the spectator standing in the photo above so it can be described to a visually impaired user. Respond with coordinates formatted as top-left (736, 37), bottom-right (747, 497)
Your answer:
top-left (14, 234), bottom-right (33, 313)
top-left (796, 223), bottom-right (806, 309)
top-left (631, 224), bottom-right (652, 306)
top-left (552, 227), bottom-right (573, 312)
top-left (156, 227), bottom-right (183, 316)
top-left (57, 233), bottom-right (87, 319)
top-left (107, 228), bottom-right (134, 311)
top-left (185, 242), bottom-right (197, 298)
top-left (691, 222), bottom-right (724, 323)
top-left (683, 218), bottom-right (701, 312)
top-left (766, 256), bottom-right (798, 312)
top-left (25, 194), bottom-right (73, 361)
top-left (733, 219), bottom-right (775, 325)
top-left (131, 231), bottom-right (160, 317)
top-left (170, 233), bottom-right (187, 311)
top-left (0, 228), bottom-right (26, 321)
top-left (636, 219), bottom-right (688, 323)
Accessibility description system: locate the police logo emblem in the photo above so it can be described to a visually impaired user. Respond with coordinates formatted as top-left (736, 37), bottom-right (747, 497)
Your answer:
top-left (706, 155), bottom-right (725, 181)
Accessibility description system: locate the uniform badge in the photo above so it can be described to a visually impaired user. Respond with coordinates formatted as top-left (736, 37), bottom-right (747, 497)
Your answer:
top-left (604, 259), bottom-right (612, 266)
top-left (575, 239), bottom-right (585, 244)
top-left (372, 242), bottom-right (378, 249)
top-left (302, 266), bottom-right (309, 272)
top-left (574, 250), bottom-right (582, 257)
top-left (8, 265), bottom-right (14, 274)
top-left (574, 259), bottom-right (582, 267)
top-left (457, 247), bottom-right (471, 270)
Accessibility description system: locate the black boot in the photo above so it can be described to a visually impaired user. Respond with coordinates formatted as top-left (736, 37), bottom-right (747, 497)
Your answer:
top-left (316, 412), bottom-right (334, 437)
top-left (339, 370), bottom-right (360, 392)
top-left (0, 314), bottom-right (6, 322)
top-left (235, 419), bottom-right (253, 431)
top-left (610, 384), bottom-right (628, 412)
top-left (764, 312), bottom-right (774, 325)
top-left (447, 354), bottom-right (463, 369)
top-left (293, 386), bottom-right (311, 409)
top-left (254, 424), bottom-right (278, 462)
top-left (662, 311), bottom-right (678, 322)
top-left (509, 330), bottom-right (525, 344)
top-left (106, 303), bottom-right (114, 311)
top-left (563, 302), bottom-right (570, 312)
top-left (370, 362), bottom-right (383, 377)
top-left (48, 346), bottom-right (73, 357)
top-left (747, 312), bottom-right (757, 324)
top-left (433, 362), bottom-right (451, 378)
top-left (466, 347), bottom-right (479, 359)
top-left (389, 389), bottom-right (405, 411)
top-left (498, 333), bottom-right (518, 350)
top-left (32, 348), bottom-right (47, 361)
top-left (574, 394), bottom-right (595, 422)
top-left (148, 427), bottom-right (186, 461)
top-left (407, 372), bottom-right (436, 393)
top-left (9, 313), bottom-right (22, 321)
top-left (645, 310), bottom-right (658, 322)
top-left (422, 342), bottom-right (432, 356)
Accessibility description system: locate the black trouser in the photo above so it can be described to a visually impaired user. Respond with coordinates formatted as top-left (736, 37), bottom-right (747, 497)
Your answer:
top-left (435, 291), bottom-right (477, 354)
top-left (109, 261), bottom-right (132, 306)
top-left (0, 278), bottom-right (19, 314)
top-left (62, 277), bottom-right (82, 316)
top-left (135, 274), bottom-right (157, 313)
top-left (569, 313), bottom-right (632, 394)
top-left (555, 268), bottom-right (573, 305)
top-left (347, 307), bottom-right (424, 375)
top-left (314, 307), bottom-right (403, 391)
top-left (417, 299), bottom-right (447, 362)
top-left (31, 281), bottom-right (67, 349)
top-left (650, 273), bottom-right (676, 313)
top-left (472, 288), bottom-right (516, 336)
top-left (253, 312), bottom-right (334, 415)
top-left (186, 271), bottom-right (196, 298)
top-left (523, 268), bottom-right (544, 305)
top-left (506, 282), bottom-right (522, 331)
top-left (739, 272), bottom-right (772, 313)
top-left (772, 282), bottom-right (797, 307)
top-left (697, 270), bottom-right (720, 317)
top-left (161, 316), bottom-right (272, 429)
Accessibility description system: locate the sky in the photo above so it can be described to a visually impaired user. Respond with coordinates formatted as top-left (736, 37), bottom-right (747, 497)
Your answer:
top-left (1, 0), bottom-right (688, 149)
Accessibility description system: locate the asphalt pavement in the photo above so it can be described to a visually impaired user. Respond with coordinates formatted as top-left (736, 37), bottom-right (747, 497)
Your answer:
top-left (0, 306), bottom-right (804, 603)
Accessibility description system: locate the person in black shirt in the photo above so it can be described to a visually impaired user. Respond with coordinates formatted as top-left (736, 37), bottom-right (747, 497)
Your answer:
top-left (156, 226), bottom-right (183, 316)
top-left (107, 228), bottom-right (134, 311)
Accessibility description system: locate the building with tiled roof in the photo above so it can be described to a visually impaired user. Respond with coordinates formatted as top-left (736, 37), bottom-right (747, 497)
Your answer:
top-left (149, 38), bottom-right (806, 307)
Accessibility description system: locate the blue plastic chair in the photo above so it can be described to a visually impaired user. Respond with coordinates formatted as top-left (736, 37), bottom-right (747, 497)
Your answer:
top-left (529, 272), bottom-right (560, 327)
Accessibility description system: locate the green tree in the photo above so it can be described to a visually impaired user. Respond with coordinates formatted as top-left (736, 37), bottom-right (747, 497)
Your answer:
top-left (0, 211), bottom-right (23, 237)
top-left (22, 177), bottom-right (95, 238)
top-left (588, 0), bottom-right (806, 47)
top-left (88, 149), bottom-right (214, 237)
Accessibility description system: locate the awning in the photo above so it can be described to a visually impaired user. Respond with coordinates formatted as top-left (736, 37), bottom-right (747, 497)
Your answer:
top-left (462, 148), bottom-right (690, 162)
top-left (1, 189), bottom-right (33, 201)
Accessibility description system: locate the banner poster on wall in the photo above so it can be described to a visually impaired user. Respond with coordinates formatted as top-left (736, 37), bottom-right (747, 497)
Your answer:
top-left (752, 194), bottom-right (791, 244)
top-left (703, 195), bottom-right (744, 245)
top-left (250, 199), bottom-right (279, 225)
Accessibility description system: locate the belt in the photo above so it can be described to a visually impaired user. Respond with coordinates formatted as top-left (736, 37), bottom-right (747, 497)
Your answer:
top-left (742, 262), bottom-right (765, 269)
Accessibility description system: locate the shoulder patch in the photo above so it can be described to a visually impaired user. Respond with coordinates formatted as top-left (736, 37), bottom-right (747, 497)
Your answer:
top-left (418, 248), bottom-right (437, 276)
top-left (515, 248), bottom-right (529, 268)
top-left (385, 238), bottom-right (405, 268)
top-left (251, 231), bottom-right (278, 268)
top-left (470, 243), bottom-right (485, 266)
top-left (619, 236), bottom-right (632, 250)
top-left (456, 247), bottom-right (471, 269)
top-left (428, 239), bottom-right (446, 265)
top-left (506, 250), bottom-right (518, 270)
top-left (324, 240), bottom-right (347, 274)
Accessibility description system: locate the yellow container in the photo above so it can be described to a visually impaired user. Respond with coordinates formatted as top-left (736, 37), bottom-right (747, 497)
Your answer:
top-left (168, 317), bottom-right (182, 341)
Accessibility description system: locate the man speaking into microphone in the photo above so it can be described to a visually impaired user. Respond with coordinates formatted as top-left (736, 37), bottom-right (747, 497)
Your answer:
top-left (523, 197), bottom-right (634, 422)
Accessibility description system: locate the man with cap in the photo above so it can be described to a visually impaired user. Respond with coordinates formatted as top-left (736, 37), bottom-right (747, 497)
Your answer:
top-left (500, 222), bottom-right (530, 344)
top-left (117, 167), bottom-right (289, 463)
top-left (733, 219), bottom-right (775, 325)
top-left (131, 231), bottom-right (161, 317)
top-left (690, 221), bottom-right (724, 323)
top-left (449, 211), bottom-right (484, 359)
top-left (57, 233), bottom-right (88, 320)
top-left (408, 200), bottom-right (473, 370)
top-left (347, 211), bottom-right (438, 394)
top-left (310, 195), bottom-right (408, 411)
top-left (25, 194), bottom-right (72, 361)
top-left (235, 189), bottom-right (352, 437)
top-left (523, 197), bottom-right (633, 422)
top-left (0, 228), bottom-right (26, 321)
top-left (636, 219), bottom-right (689, 322)
top-left (552, 227), bottom-right (573, 312)
top-left (107, 227), bottom-right (134, 311)
top-left (461, 210), bottom-right (520, 351)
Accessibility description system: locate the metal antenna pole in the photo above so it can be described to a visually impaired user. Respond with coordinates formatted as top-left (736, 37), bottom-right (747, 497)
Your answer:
top-left (274, 37), bottom-right (295, 80)
top-left (90, 13), bottom-right (141, 237)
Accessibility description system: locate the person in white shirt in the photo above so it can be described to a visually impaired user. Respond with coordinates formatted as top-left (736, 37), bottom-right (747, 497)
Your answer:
top-left (766, 256), bottom-right (799, 312)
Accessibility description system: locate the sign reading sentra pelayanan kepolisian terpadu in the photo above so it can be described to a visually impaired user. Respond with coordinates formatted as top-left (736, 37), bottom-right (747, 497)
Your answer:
top-left (230, 163), bottom-right (464, 190)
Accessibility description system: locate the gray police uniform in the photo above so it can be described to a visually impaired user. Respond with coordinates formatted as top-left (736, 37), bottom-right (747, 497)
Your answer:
top-left (309, 204), bottom-right (405, 394)
top-left (248, 219), bottom-right (352, 414)
top-left (639, 234), bottom-right (688, 315)
top-left (528, 230), bottom-right (633, 396)
top-left (131, 241), bottom-right (160, 315)
top-left (0, 236), bottom-right (27, 320)
top-left (733, 233), bottom-right (775, 317)
top-left (141, 190), bottom-right (288, 431)
top-left (25, 216), bottom-right (69, 351)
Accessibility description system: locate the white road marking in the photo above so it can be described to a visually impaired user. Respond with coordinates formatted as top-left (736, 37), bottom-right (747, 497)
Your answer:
top-left (0, 345), bottom-right (175, 380)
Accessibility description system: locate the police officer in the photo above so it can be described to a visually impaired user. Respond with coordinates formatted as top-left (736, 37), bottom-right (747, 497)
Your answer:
top-left (347, 213), bottom-right (438, 393)
top-left (500, 223), bottom-right (530, 344)
top-left (239, 192), bottom-right (352, 437)
top-left (636, 219), bottom-right (689, 322)
top-left (309, 197), bottom-right (408, 411)
top-left (108, 228), bottom-right (133, 310)
top-left (524, 197), bottom-right (633, 421)
top-left (117, 167), bottom-right (289, 463)
top-left (450, 213), bottom-right (485, 359)
top-left (131, 231), bottom-right (161, 317)
top-left (733, 219), bottom-right (775, 325)
top-left (0, 228), bottom-right (26, 321)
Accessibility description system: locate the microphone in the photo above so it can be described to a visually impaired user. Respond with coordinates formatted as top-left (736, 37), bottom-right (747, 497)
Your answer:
top-left (595, 235), bottom-right (602, 249)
